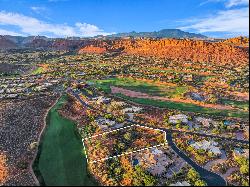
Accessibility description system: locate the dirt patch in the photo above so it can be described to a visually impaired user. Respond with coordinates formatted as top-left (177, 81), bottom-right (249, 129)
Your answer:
top-left (229, 91), bottom-right (249, 101)
top-left (0, 153), bottom-right (9, 185)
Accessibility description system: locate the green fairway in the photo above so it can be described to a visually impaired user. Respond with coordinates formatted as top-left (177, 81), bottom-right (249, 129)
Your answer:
top-left (115, 93), bottom-right (249, 119)
top-left (35, 95), bottom-right (97, 186)
top-left (221, 99), bottom-right (249, 111)
top-left (89, 77), bottom-right (188, 98)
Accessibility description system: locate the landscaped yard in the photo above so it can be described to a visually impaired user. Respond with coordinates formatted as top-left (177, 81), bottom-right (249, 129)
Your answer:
top-left (85, 125), bottom-right (165, 162)
top-left (35, 95), bottom-right (97, 186)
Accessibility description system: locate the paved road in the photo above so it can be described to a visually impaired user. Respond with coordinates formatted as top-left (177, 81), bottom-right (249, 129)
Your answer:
top-left (70, 90), bottom-right (249, 145)
top-left (166, 133), bottom-right (227, 186)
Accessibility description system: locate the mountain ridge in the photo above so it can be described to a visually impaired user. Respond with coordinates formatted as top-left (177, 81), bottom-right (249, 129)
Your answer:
top-left (106, 29), bottom-right (208, 39)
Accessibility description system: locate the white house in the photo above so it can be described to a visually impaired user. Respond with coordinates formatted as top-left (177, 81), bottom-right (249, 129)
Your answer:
top-left (123, 106), bottom-right (142, 113)
top-left (190, 140), bottom-right (222, 156)
top-left (170, 181), bottom-right (191, 186)
top-left (169, 114), bottom-right (189, 124)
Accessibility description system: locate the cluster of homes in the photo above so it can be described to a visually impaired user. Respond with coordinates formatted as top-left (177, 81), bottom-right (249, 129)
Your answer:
top-left (233, 148), bottom-right (249, 159)
top-left (0, 75), bottom-right (61, 99)
top-left (89, 95), bottom-right (143, 130)
top-left (189, 140), bottom-right (222, 156)
top-left (133, 147), bottom-right (192, 186)
top-left (168, 113), bottom-right (248, 140)
top-left (134, 148), bottom-right (173, 176)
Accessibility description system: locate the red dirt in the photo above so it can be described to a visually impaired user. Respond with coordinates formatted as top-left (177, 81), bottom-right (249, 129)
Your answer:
top-left (0, 153), bottom-right (9, 185)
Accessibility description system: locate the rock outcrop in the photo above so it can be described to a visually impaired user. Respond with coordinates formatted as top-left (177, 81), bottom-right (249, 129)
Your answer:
top-left (78, 38), bottom-right (249, 65)
top-left (78, 45), bottom-right (107, 54)
top-left (221, 36), bottom-right (249, 47)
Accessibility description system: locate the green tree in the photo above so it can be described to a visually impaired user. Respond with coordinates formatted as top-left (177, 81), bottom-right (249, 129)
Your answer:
top-left (124, 132), bottom-right (132, 141)
top-left (240, 164), bottom-right (249, 175)
top-left (187, 168), bottom-right (200, 183)
top-left (144, 174), bottom-right (156, 186)
top-left (242, 179), bottom-right (249, 186)
top-left (133, 166), bottom-right (156, 186)
top-left (194, 179), bottom-right (207, 186)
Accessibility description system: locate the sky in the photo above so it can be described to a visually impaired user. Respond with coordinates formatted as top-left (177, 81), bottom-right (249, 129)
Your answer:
top-left (0, 0), bottom-right (249, 38)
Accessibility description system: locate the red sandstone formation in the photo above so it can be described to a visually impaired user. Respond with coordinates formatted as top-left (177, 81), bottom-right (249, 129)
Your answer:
top-left (78, 38), bottom-right (249, 66)
top-left (78, 45), bottom-right (107, 54)
top-left (221, 36), bottom-right (249, 47)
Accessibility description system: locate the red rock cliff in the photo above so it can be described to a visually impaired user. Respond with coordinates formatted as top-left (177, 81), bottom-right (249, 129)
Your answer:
top-left (78, 38), bottom-right (249, 66)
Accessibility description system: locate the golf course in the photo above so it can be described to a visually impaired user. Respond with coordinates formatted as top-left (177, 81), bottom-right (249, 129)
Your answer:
top-left (89, 77), bottom-right (248, 119)
top-left (33, 95), bottom-right (97, 186)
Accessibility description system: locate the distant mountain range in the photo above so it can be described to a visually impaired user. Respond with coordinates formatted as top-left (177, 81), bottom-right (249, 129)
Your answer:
top-left (0, 29), bottom-right (208, 50)
top-left (106, 29), bottom-right (208, 39)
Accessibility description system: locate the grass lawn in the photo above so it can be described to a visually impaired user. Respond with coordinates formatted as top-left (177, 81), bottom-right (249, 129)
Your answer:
top-left (89, 77), bottom-right (188, 98)
top-left (221, 99), bottom-right (249, 111)
top-left (115, 93), bottom-right (249, 119)
top-left (32, 67), bottom-right (44, 74)
top-left (35, 95), bottom-right (97, 186)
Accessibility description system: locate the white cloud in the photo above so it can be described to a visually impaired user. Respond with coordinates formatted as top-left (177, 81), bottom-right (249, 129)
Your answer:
top-left (200, 0), bottom-right (249, 7)
top-left (0, 11), bottom-right (114, 37)
top-left (0, 28), bottom-right (22, 36)
top-left (31, 6), bottom-right (48, 14)
top-left (226, 0), bottom-right (249, 7)
top-left (76, 22), bottom-right (115, 37)
top-left (179, 7), bottom-right (249, 36)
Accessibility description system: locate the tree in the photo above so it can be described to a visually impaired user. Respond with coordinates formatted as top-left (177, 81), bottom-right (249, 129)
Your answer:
top-left (187, 168), bottom-right (200, 183)
top-left (133, 165), bottom-right (156, 186)
top-left (240, 164), bottom-right (249, 175)
top-left (186, 146), bottom-right (194, 153)
top-left (194, 179), bottom-right (207, 186)
top-left (242, 179), bottom-right (249, 186)
top-left (117, 142), bottom-right (125, 151)
top-left (144, 174), bottom-right (156, 186)
top-left (124, 132), bottom-right (132, 141)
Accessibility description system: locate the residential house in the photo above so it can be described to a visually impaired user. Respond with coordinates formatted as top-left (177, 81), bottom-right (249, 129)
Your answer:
top-left (170, 181), bottom-right (191, 186)
top-left (190, 140), bottom-right (222, 156)
top-left (169, 114), bottom-right (189, 124)
top-left (136, 148), bottom-right (173, 176)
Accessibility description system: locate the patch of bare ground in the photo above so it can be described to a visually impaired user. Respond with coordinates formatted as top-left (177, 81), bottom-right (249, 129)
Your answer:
top-left (0, 152), bottom-right (9, 185)
top-left (111, 86), bottom-right (236, 110)
top-left (228, 91), bottom-right (249, 101)
top-left (0, 95), bottom-right (59, 186)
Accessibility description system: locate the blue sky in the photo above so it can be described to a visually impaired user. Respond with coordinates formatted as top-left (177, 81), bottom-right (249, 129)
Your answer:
top-left (0, 0), bottom-right (249, 38)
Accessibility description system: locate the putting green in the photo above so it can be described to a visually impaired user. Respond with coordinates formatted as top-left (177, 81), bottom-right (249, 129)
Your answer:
top-left (36, 95), bottom-right (98, 186)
